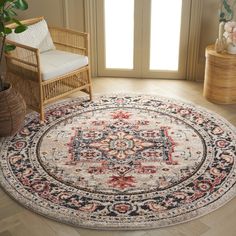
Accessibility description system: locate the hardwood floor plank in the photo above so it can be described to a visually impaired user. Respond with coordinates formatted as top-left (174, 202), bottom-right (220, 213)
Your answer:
top-left (0, 231), bottom-right (12, 236)
top-left (0, 214), bottom-right (21, 233)
top-left (14, 211), bottom-right (56, 236)
top-left (44, 219), bottom-right (83, 236)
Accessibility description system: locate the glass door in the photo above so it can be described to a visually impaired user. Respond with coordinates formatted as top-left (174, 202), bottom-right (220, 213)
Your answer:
top-left (96, 0), bottom-right (191, 79)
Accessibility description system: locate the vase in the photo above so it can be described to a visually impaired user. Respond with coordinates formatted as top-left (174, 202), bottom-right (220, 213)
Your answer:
top-left (215, 38), bottom-right (227, 53)
top-left (0, 83), bottom-right (26, 137)
top-left (227, 43), bottom-right (236, 54)
top-left (215, 22), bottom-right (227, 53)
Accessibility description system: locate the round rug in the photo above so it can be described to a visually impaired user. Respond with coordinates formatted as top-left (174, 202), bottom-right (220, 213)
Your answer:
top-left (0, 94), bottom-right (236, 230)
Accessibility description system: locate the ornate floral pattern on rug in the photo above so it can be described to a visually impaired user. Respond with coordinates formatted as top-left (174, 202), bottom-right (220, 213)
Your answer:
top-left (0, 95), bottom-right (236, 230)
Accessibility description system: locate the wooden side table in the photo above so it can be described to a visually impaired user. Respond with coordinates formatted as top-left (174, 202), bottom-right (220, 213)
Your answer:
top-left (204, 45), bottom-right (236, 104)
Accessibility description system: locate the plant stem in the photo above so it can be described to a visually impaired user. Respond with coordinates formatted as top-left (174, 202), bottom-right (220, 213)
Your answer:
top-left (0, 35), bottom-right (6, 65)
top-left (0, 35), bottom-right (6, 91)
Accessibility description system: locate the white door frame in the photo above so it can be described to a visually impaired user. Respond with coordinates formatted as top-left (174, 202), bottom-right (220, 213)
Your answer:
top-left (141, 0), bottom-right (191, 79)
top-left (84, 0), bottom-right (204, 80)
top-left (96, 0), bottom-right (143, 78)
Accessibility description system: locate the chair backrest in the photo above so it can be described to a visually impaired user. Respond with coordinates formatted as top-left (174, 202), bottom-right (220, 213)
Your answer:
top-left (6, 17), bottom-right (55, 53)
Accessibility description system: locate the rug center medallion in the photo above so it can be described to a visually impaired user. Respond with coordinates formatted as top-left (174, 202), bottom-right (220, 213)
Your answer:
top-left (38, 108), bottom-right (205, 194)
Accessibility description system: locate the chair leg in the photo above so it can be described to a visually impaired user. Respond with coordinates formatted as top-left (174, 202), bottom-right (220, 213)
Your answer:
top-left (87, 68), bottom-right (93, 101)
top-left (40, 109), bottom-right (45, 122)
top-left (39, 84), bottom-right (45, 122)
top-left (39, 101), bottom-right (45, 122)
top-left (88, 85), bottom-right (93, 101)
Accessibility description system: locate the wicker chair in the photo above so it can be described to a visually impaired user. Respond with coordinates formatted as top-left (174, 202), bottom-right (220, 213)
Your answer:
top-left (5, 17), bottom-right (92, 121)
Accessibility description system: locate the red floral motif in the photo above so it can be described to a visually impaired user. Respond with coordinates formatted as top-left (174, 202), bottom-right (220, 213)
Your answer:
top-left (80, 203), bottom-right (98, 212)
top-left (22, 168), bottom-right (34, 177)
top-left (147, 201), bottom-right (167, 212)
top-left (108, 176), bottom-right (136, 190)
top-left (195, 180), bottom-right (213, 192)
top-left (20, 128), bottom-right (31, 136)
top-left (220, 152), bottom-right (234, 164)
top-left (212, 127), bottom-right (224, 135)
top-left (57, 192), bottom-right (73, 200)
top-left (195, 117), bottom-right (205, 125)
top-left (113, 203), bottom-right (131, 214)
top-left (209, 167), bottom-right (221, 177)
top-left (31, 181), bottom-right (50, 193)
top-left (112, 110), bottom-right (131, 119)
top-left (115, 98), bottom-right (125, 104)
top-left (179, 109), bottom-right (190, 115)
top-left (14, 141), bottom-right (26, 150)
top-left (216, 140), bottom-right (230, 148)
top-left (9, 155), bottom-right (22, 165)
top-left (20, 177), bottom-right (30, 186)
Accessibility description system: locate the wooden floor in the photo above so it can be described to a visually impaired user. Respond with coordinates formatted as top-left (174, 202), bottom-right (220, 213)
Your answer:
top-left (1, 77), bottom-right (236, 236)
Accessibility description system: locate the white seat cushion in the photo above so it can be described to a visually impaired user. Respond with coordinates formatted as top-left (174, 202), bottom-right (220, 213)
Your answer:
top-left (7, 19), bottom-right (55, 53)
top-left (40, 50), bottom-right (89, 81)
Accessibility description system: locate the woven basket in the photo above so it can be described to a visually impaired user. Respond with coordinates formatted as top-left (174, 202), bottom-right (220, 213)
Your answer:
top-left (0, 83), bottom-right (26, 137)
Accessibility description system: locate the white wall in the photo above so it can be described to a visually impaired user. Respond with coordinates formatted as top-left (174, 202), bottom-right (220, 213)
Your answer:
top-left (19, 0), bottom-right (85, 30)
top-left (66, 0), bottom-right (85, 31)
top-left (197, 0), bottom-right (219, 80)
top-left (19, 0), bottom-right (65, 27)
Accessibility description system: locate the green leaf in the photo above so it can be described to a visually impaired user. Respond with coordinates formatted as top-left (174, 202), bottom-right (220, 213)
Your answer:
top-left (4, 27), bottom-right (12, 34)
top-left (0, 0), bottom-right (4, 7)
top-left (0, 0), bottom-right (14, 8)
top-left (0, 22), bottom-right (4, 33)
top-left (7, 9), bottom-right (17, 16)
top-left (4, 44), bottom-right (16, 52)
top-left (11, 17), bottom-right (22, 25)
top-left (0, 0), bottom-right (8, 8)
top-left (13, 0), bottom-right (28, 10)
top-left (3, 10), bottom-right (11, 22)
top-left (223, 0), bottom-right (232, 14)
top-left (14, 24), bottom-right (27, 33)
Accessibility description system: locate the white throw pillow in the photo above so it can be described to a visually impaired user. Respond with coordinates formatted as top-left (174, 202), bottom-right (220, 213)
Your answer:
top-left (7, 19), bottom-right (55, 53)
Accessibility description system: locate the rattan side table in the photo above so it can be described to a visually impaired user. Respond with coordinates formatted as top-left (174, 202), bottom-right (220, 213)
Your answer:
top-left (204, 45), bottom-right (236, 104)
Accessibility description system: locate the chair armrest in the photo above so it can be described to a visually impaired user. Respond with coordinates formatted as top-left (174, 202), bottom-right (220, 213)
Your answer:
top-left (5, 40), bottom-right (41, 82)
top-left (49, 26), bottom-right (89, 56)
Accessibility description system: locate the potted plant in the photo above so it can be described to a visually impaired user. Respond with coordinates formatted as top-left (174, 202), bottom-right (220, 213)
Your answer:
top-left (215, 0), bottom-right (236, 53)
top-left (0, 0), bottom-right (28, 137)
top-left (219, 0), bottom-right (235, 22)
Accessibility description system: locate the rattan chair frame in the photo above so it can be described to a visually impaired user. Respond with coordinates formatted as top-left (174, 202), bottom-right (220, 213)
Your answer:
top-left (5, 17), bottom-right (92, 121)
